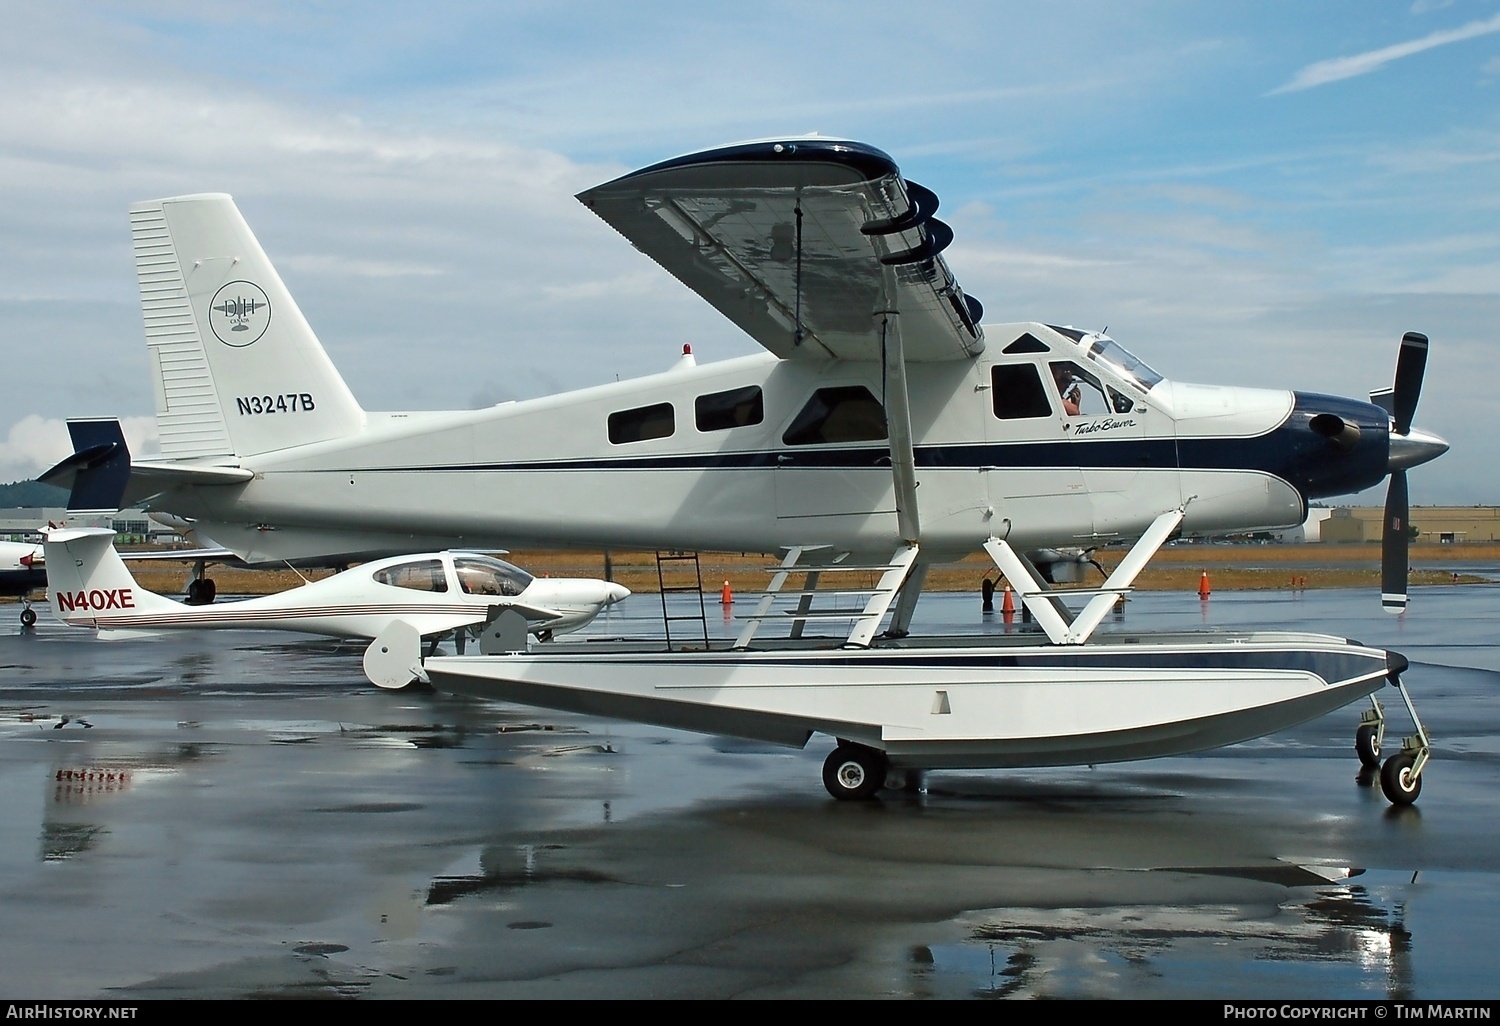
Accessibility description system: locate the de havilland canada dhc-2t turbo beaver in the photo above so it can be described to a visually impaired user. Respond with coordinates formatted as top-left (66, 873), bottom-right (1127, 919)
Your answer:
top-left (48, 137), bottom-right (1448, 804)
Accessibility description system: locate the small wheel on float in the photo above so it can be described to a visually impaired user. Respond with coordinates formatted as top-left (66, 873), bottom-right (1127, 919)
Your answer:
top-left (20, 607), bottom-right (37, 627)
top-left (822, 744), bottom-right (886, 801)
top-left (1355, 724), bottom-right (1381, 769)
top-left (1379, 752), bottom-right (1422, 805)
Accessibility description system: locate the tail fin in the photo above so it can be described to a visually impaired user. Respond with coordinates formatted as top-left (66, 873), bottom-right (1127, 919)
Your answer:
top-left (37, 419), bottom-right (132, 513)
top-left (43, 527), bottom-right (179, 625)
top-left (131, 194), bottom-right (366, 461)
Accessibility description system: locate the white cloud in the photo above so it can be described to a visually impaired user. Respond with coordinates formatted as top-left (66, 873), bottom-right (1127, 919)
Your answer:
top-left (1270, 12), bottom-right (1500, 94)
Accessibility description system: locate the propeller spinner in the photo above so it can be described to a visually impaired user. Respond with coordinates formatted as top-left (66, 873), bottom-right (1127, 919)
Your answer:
top-left (1373, 332), bottom-right (1448, 613)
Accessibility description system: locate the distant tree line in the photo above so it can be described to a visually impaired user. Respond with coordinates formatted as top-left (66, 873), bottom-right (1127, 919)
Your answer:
top-left (0, 479), bottom-right (68, 507)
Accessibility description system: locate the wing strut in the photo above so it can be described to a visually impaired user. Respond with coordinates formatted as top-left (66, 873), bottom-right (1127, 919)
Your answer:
top-left (880, 266), bottom-right (921, 545)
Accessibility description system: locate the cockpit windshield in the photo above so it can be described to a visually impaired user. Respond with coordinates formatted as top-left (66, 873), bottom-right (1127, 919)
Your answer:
top-left (454, 554), bottom-right (534, 597)
top-left (1085, 336), bottom-right (1163, 393)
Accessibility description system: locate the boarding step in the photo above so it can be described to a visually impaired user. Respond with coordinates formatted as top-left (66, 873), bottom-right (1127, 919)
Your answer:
top-left (736, 608), bottom-right (877, 621)
top-left (734, 542), bottom-right (921, 650)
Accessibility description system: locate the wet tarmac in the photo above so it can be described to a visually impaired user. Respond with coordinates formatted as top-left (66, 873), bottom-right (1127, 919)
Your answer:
top-left (2, 584), bottom-right (1499, 999)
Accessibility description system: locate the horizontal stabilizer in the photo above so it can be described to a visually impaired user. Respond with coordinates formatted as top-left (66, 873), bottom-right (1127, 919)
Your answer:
top-left (130, 461), bottom-right (255, 486)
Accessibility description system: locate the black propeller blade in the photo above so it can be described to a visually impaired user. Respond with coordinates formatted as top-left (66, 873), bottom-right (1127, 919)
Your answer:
top-left (1380, 331), bottom-right (1429, 613)
top-left (1392, 331), bottom-right (1428, 436)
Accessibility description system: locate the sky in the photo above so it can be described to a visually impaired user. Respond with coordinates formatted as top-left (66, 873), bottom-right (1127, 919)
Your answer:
top-left (1, 0), bottom-right (1496, 505)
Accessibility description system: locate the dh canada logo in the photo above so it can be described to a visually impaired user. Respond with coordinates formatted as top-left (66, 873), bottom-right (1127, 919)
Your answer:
top-left (209, 281), bottom-right (271, 347)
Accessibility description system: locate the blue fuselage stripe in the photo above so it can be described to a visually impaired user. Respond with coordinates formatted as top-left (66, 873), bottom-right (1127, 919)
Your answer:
top-left (311, 393), bottom-right (1389, 502)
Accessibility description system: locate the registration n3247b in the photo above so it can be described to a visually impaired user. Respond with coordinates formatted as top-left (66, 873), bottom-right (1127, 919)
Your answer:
top-left (235, 393), bottom-right (316, 415)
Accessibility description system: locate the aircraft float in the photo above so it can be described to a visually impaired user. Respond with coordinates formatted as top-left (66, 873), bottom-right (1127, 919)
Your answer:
top-left (42, 527), bottom-right (629, 683)
top-left (43, 137), bottom-right (1448, 805)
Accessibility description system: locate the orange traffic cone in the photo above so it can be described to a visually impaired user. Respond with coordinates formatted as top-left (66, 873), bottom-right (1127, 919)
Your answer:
top-left (720, 580), bottom-right (733, 605)
top-left (1198, 571), bottom-right (1211, 600)
top-left (1001, 584), bottom-right (1015, 616)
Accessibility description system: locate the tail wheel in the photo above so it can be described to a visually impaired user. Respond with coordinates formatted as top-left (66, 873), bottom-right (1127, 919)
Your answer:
top-left (822, 744), bottom-right (887, 801)
top-left (1379, 752), bottom-right (1422, 805)
top-left (1355, 724), bottom-right (1381, 769)
top-left (20, 607), bottom-right (37, 627)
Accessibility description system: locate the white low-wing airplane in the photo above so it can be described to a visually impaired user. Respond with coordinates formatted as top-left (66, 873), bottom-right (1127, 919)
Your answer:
top-left (2, 540), bottom-right (47, 626)
top-left (42, 527), bottom-right (630, 684)
top-left (45, 137), bottom-right (1448, 804)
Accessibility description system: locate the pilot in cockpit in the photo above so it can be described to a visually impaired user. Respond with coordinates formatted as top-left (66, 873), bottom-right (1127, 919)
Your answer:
top-left (1053, 364), bottom-right (1082, 416)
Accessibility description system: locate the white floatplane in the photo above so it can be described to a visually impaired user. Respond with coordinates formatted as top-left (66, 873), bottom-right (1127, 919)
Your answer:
top-left (43, 527), bottom-right (629, 683)
top-left (45, 137), bottom-right (1445, 804)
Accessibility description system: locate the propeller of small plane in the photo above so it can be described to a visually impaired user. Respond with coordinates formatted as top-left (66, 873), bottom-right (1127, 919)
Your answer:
top-left (1373, 332), bottom-right (1448, 613)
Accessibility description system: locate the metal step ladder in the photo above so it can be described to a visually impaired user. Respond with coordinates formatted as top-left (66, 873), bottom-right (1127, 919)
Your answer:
top-left (655, 551), bottom-right (710, 651)
top-left (733, 543), bottom-right (921, 650)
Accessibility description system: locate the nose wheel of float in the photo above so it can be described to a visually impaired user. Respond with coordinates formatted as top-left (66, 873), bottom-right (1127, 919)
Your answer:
top-left (1356, 671), bottom-right (1432, 806)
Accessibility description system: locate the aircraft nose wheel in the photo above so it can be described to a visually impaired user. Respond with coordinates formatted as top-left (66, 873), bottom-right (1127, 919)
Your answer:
top-left (1368, 671), bottom-right (1430, 806)
top-left (822, 743), bottom-right (888, 801)
top-left (1380, 752), bottom-right (1422, 805)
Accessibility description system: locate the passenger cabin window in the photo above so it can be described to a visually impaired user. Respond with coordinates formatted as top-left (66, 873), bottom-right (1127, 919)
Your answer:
top-left (990, 364), bottom-right (1054, 420)
top-left (608, 402), bottom-right (674, 444)
top-left (695, 386), bottom-right (764, 432)
top-left (373, 559), bottom-right (448, 593)
top-left (454, 555), bottom-right (533, 597)
top-left (783, 386), bottom-right (887, 446)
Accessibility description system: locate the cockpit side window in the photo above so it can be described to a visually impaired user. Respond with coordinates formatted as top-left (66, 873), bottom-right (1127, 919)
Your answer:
top-left (1049, 361), bottom-right (1113, 417)
top-left (990, 364), bottom-right (1054, 420)
top-left (695, 386), bottom-right (764, 432)
top-left (782, 386), bottom-right (887, 446)
top-left (608, 402), bottom-right (674, 444)
top-left (373, 559), bottom-right (448, 593)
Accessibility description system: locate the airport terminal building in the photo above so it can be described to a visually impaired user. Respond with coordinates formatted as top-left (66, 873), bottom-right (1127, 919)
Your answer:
top-left (1317, 506), bottom-right (1500, 544)
top-left (0, 508), bottom-right (170, 545)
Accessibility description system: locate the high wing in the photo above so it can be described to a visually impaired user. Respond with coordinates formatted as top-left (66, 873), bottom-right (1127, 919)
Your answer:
top-left (579, 138), bottom-right (985, 363)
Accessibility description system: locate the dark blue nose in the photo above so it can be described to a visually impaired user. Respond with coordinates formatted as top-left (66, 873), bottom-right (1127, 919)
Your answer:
top-left (1282, 392), bottom-right (1392, 500)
